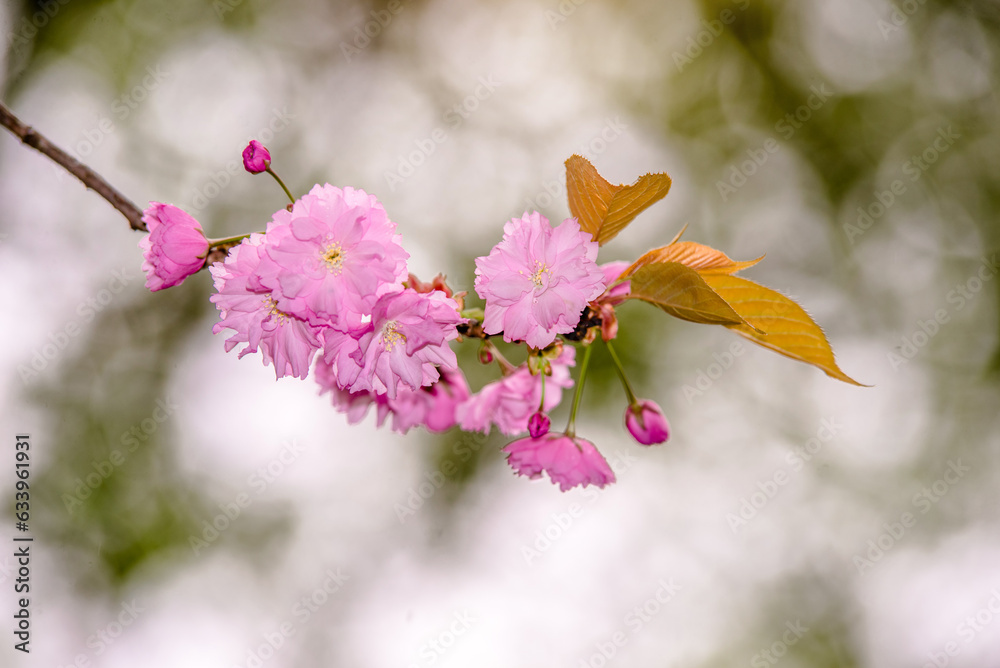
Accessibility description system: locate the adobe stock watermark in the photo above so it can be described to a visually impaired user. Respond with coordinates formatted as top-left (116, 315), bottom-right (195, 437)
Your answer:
top-left (393, 432), bottom-right (489, 524)
top-left (680, 340), bottom-right (745, 403)
top-left (18, 267), bottom-right (135, 385)
top-left (61, 397), bottom-right (180, 515)
top-left (188, 107), bottom-right (296, 213)
top-left (383, 74), bottom-right (502, 192)
top-left (232, 567), bottom-right (350, 668)
top-left (672, 0), bottom-right (750, 72)
top-left (69, 65), bottom-right (171, 161)
top-left (726, 417), bottom-right (844, 533)
top-left (521, 450), bottom-right (639, 566)
top-left (189, 439), bottom-right (307, 555)
top-left (716, 84), bottom-right (834, 202)
top-left (5, 0), bottom-right (72, 54)
top-left (339, 0), bottom-right (414, 62)
top-left (853, 459), bottom-right (969, 575)
top-left (0, 556), bottom-right (15, 586)
top-left (577, 578), bottom-right (682, 668)
top-left (545, 0), bottom-right (587, 30)
top-left (921, 588), bottom-right (1000, 668)
top-left (213, 0), bottom-right (247, 19)
top-left (843, 125), bottom-right (961, 245)
top-left (405, 611), bottom-right (476, 668)
top-left (57, 599), bottom-right (146, 668)
top-left (886, 253), bottom-right (997, 370)
top-left (750, 619), bottom-right (810, 667)
top-left (521, 116), bottom-right (629, 213)
top-left (877, 0), bottom-right (928, 39)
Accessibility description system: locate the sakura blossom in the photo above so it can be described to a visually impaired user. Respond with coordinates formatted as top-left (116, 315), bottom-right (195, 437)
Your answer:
top-left (502, 432), bottom-right (616, 491)
top-left (474, 212), bottom-right (605, 349)
top-left (458, 346), bottom-right (575, 436)
top-left (210, 234), bottom-right (323, 380)
top-left (257, 184), bottom-right (409, 328)
top-left (139, 202), bottom-right (210, 291)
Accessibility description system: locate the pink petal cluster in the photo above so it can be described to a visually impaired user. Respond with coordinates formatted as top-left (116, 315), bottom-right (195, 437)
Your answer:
top-left (625, 400), bottom-right (670, 445)
top-left (139, 203), bottom-right (210, 291)
top-left (474, 212), bottom-right (605, 349)
top-left (259, 184), bottom-right (409, 328)
top-left (323, 289), bottom-right (462, 399)
top-left (207, 183), bottom-right (466, 434)
top-left (458, 347), bottom-right (575, 435)
top-left (502, 432), bottom-right (616, 491)
top-left (210, 234), bottom-right (323, 380)
top-left (593, 260), bottom-right (631, 341)
top-left (318, 364), bottom-right (470, 434)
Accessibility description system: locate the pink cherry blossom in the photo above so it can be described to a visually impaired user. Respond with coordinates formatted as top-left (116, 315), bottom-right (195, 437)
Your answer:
top-left (318, 363), bottom-right (470, 434)
top-left (257, 184), bottom-right (409, 327)
top-left (139, 203), bottom-right (210, 291)
top-left (344, 289), bottom-right (462, 399)
top-left (210, 234), bottom-right (323, 380)
top-left (502, 432), bottom-right (616, 491)
top-left (242, 140), bottom-right (271, 174)
top-left (474, 212), bottom-right (606, 349)
top-left (458, 347), bottom-right (575, 436)
top-left (598, 260), bottom-right (631, 304)
top-left (593, 260), bottom-right (631, 341)
top-left (625, 400), bottom-right (670, 445)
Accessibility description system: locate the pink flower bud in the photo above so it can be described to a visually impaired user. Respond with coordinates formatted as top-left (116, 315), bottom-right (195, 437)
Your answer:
top-left (625, 400), bottom-right (670, 445)
top-left (242, 140), bottom-right (270, 174)
top-left (138, 203), bottom-right (209, 291)
top-left (528, 412), bottom-right (550, 438)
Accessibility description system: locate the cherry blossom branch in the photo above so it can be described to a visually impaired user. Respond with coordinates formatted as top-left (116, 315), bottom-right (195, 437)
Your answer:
top-left (0, 100), bottom-right (147, 231)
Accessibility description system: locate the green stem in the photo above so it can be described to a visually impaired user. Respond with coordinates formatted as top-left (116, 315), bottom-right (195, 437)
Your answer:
top-left (565, 343), bottom-right (593, 437)
top-left (207, 232), bottom-right (255, 249)
top-left (266, 166), bottom-right (296, 204)
top-left (537, 369), bottom-right (546, 414)
top-left (606, 340), bottom-right (639, 406)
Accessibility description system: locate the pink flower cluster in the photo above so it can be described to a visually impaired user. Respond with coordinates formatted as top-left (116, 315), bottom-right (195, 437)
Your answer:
top-left (137, 142), bottom-right (672, 492)
top-left (209, 184), bottom-right (461, 406)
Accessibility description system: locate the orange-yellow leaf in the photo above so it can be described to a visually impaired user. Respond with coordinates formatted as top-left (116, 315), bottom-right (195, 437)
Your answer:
top-left (701, 273), bottom-right (864, 386)
top-left (624, 241), bottom-right (763, 278)
top-left (564, 155), bottom-right (671, 246)
top-left (565, 155), bottom-right (616, 240)
top-left (627, 262), bottom-right (750, 327)
top-left (598, 172), bottom-right (672, 245)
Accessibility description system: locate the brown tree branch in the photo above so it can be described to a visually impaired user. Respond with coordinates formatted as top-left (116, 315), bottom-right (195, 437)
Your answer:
top-left (0, 100), bottom-right (147, 231)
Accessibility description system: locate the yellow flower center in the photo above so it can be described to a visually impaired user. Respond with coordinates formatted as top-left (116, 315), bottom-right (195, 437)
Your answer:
top-left (530, 262), bottom-right (549, 289)
top-left (322, 242), bottom-right (345, 273)
top-left (381, 321), bottom-right (406, 352)
top-left (262, 295), bottom-right (291, 324)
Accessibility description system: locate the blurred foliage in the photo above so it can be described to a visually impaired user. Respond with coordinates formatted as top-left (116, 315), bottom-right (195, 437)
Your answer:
top-left (27, 271), bottom-right (293, 590)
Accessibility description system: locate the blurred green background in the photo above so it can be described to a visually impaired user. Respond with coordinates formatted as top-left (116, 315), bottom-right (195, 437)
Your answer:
top-left (2, 0), bottom-right (999, 666)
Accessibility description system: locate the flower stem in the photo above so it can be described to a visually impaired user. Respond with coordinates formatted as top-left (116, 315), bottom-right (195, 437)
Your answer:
top-left (565, 343), bottom-right (593, 437)
top-left (537, 370), bottom-right (546, 414)
top-left (266, 166), bottom-right (296, 204)
top-left (207, 232), bottom-right (255, 249)
top-left (606, 340), bottom-right (639, 406)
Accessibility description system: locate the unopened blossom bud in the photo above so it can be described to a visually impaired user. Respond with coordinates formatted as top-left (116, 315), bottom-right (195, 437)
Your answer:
top-left (478, 346), bottom-right (494, 364)
top-left (242, 140), bottom-right (271, 174)
top-left (139, 203), bottom-right (210, 291)
top-left (528, 412), bottom-right (550, 438)
top-left (624, 400), bottom-right (670, 445)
